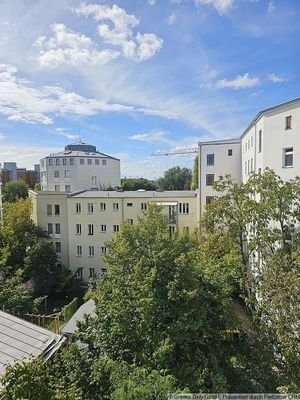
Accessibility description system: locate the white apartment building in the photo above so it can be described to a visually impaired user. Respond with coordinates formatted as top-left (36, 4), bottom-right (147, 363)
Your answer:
top-left (241, 98), bottom-right (300, 182)
top-left (40, 142), bottom-right (120, 193)
top-left (198, 139), bottom-right (241, 213)
top-left (30, 190), bottom-right (199, 280)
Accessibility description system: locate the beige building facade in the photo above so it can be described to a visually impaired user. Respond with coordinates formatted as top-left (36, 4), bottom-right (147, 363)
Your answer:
top-left (30, 190), bottom-right (199, 281)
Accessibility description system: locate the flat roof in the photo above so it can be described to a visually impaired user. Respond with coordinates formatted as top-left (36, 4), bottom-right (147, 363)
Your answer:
top-left (198, 138), bottom-right (241, 146)
top-left (69, 190), bottom-right (198, 199)
top-left (0, 311), bottom-right (65, 375)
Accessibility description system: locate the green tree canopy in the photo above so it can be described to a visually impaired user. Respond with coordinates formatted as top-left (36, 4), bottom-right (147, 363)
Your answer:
top-left (121, 178), bottom-right (156, 191)
top-left (158, 166), bottom-right (192, 190)
top-left (2, 179), bottom-right (28, 203)
top-left (191, 156), bottom-right (199, 190)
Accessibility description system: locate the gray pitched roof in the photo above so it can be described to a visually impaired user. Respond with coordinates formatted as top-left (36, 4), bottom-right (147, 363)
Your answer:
top-left (0, 311), bottom-right (66, 375)
top-left (61, 299), bottom-right (96, 335)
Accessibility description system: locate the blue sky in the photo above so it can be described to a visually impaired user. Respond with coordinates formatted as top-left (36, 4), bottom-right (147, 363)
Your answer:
top-left (0, 0), bottom-right (299, 178)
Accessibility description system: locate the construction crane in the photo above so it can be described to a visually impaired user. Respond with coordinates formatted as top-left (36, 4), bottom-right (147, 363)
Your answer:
top-left (151, 146), bottom-right (198, 156)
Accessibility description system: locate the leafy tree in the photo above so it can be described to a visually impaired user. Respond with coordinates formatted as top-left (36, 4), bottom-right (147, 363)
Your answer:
top-left (2, 179), bottom-right (28, 203)
top-left (191, 156), bottom-right (198, 190)
top-left (121, 178), bottom-right (156, 191)
top-left (158, 166), bottom-right (192, 190)
top-left (34, 182), bottom-right (41, 191)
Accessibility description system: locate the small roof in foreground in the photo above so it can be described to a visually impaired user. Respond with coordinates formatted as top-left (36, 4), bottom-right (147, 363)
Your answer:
top-left (70, 190), bottom-right (198, 199)
top-left (61, 299), bottom-right (96, 335)
top-left (0, 311), bottom-right (66, 375)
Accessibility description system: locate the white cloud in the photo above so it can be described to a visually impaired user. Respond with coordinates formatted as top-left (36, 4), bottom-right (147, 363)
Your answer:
top-left (130, 130), bottom-right (174, 145)
top-left (267, 0), bottom-right (275, 13)
top-left (195, 0), bottom-right (234, 14)
top-left (75, 3), bottom-right (163, 62)
top-left (216, 73), bottom-right (260, 89)
top-left (147, 0), bottom-right (157, 5)
top-left (0, 132), bottom-right (5, 140)
top-left (55, 128), bottom-right (79, 140)
top-left (167, 12), bottom-right (177, 25)
top-left (268, 73), bottom-right (288, 83)
top-left (35, 23), bottom-right (119, 68)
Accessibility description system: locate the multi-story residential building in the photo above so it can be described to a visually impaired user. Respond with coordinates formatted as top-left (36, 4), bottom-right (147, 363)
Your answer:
top-left (30, 190), bottom-right (199, 280)
top-left (198, 139), bottom-right (241, 212)
top-left (0, 162), bottom-right (40, 187)
top-left (40, 142), bottom-right (120, 193)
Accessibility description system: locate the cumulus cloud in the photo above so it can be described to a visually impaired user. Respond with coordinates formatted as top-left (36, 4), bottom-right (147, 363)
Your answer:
top-left (216, 73), bottom-right (260, 89)
top-left (147, 0), bottom-right (157, 5)
top-left (268, 73), bottom-right (288, 83)
top-left (195, 0), bottom-right (234, 14)
top-left (74, 3), bottom-right (163, 62)
top-left (55, 128), bottom-right (79, 140)
top-left (35, 23), bottom-right (119, 68)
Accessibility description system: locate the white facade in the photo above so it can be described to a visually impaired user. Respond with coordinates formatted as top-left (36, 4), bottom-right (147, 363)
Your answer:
top-left (40, 142), bottom-right (120, 193)
top-left (241, 98), bottom-right (300, 181)
top-left (30, 190), bottom-right (199, 281)
top-left (198, 139), bottom-right (241, 213)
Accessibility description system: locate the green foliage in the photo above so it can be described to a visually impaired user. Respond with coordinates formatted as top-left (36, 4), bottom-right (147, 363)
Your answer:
top-left (2, 179), bottom-right (28, 203)
top-left (34, 182), bottom-right (41, 191)
top-left (121, 177), bottom-right (156, 191)
top-left (191, 156), bottom-right (198, 190)
top-left (158, 166), bottom-right (192, 190)
top-left (0, 358), bottom-right (53, 400)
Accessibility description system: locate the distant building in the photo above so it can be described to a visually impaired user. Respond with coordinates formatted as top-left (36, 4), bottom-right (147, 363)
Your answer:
top-left (0, 162), bottom-right (39, 188)
top-left (30, 189), bottom-right (199, 280)
top-left (40, 141), bottom-right (120, 193)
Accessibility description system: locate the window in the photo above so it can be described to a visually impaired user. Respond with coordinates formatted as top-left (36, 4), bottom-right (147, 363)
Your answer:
top-left (88, 203), bottom-right (94, 213)
top-left (206, 174), bottom-right (214, 186)
top-left (54, 171), bottom-right (60, 179)
top-left (76, 203), bottom-right (81, 213)
top-left (55, 223), bottom-right (61, 234)
top-left (77, 268), bottom-right (83, 279)
top-left (284, 147), bottom-right (293, 167)
top-left (87, 159), bottom-right (92, 165)
top-left (251, 136), bottom-right (253, 147)
top-left (285, 115), bottom-right (292, 130)
top-left (244, 161), bottom-right (247, 175)
top-left (48, 158), bottom-right (53, 166)
top-left (113, 224), bottom-right (120, 232)
top-left (91, 176), bottom-right (97, 185)
top-left (88, 224), bottom-right (94, 235)
top-left (258, 168), bottom-right (262, 175)
top-left (251, 158), bottom-right (253, 172)
top-left (169, 226), bottom-right (175, 236)
top-left (70, 158), bottom-right (74, 165)
top-left (101, 246), bottom-right (107, 254)
top-left (47, 204), bottom-right (52, 216)
top-left (113, 202), bottom-right (119, 211)
top-left (141, 203), bottom-right (147, 210)
top-left (55, 185), bottom-right (60, 192)
top-left (76, 246), bottom-right (82, 256)
top-left (127, 202), bottom-right (133, 207)
top-left (228, 149), bottom-right (233, 156)
top-left (55, 242), bottom-right (61, 253)
top-left (55, 204), bottom-right (60, 215)
top-left (207, 153), bottom-right (214, 166)
top-left (56, 158), bottom-right (60, 166)
top-left (100, 202), bottom-right (106, 212)
top-left (47, 223), bottom-right (53, 235)
top-left (258, 130), bottom-right (262, 153)
top-left (76, 224), bottom-right (81, 235)
top-left (95, 159), bottom-right (100, 165)
top-left (247, 160), bottom-right (250, 174)
top-left (63, 158), bottom-right (67, 165)
top-left (127, 219), bottom-right (133, 225)
top-left (88, 246), bottom-right (95, 257)
top-left (102, 159), bottom-right (107, 165)
top-left (65, 185), bottom-right (71, 193)
top-left (89, 268), bottom-right (95, 278)
top-left (183, 226), bottom-right (189, 234)
top-left (80, 159), bottom-right (84, 165)
top-left (65, 170), bottom-right (70, 178)
top-left (101, 268), bottom-right (107, 274)
top-left (206, 196), bottom-right (214, 205)
top-left (100, 224), bottom-right (107, 233)
top-left (179, 203), bottom-right (189, 214)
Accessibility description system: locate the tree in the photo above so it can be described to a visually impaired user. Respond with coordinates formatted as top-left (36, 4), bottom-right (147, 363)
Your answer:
top-left (2, 180), bottom-right (28, 203)
top-left (121, 178), bottom-right (156, 191)
top-left (191, 156), bottom-right (198, 190)
top-left (157, 166), bottom-right (192, 190)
